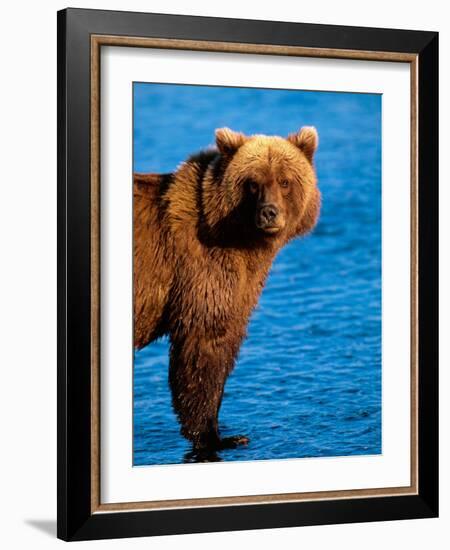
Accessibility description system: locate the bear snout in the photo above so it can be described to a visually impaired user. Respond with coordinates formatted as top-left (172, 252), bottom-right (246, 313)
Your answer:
top-left (256, 204), bottom-right (284, 233)
top-left (260, 204), bottom-right (278, 224)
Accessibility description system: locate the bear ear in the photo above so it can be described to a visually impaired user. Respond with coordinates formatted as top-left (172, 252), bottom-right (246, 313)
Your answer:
top-left (288, 126), bottom-right (318, 162)
top-left (215, 127), bottom-right (247, 155)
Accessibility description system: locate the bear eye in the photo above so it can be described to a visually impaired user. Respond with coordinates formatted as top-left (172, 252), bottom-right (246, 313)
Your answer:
top-left (248, 180), bottom-right (258, 194)
top-left (280, 180), bottom-right (289, 189)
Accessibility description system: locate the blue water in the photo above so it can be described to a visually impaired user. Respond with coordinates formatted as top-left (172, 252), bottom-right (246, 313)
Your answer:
top-left (133, 83), bottom-right (382, 466)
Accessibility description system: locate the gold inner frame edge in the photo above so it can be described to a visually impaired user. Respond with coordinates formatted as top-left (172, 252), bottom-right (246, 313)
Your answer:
top-left (90, 34), bottom-right (419, 514)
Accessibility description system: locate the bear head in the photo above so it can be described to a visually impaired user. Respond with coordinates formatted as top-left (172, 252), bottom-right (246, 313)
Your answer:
top-left (214, 127), bottom-right (321, 243)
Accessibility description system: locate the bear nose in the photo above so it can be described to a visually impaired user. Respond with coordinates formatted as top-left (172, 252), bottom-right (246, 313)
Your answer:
top-left (259, 204), bottom-right (278, 225)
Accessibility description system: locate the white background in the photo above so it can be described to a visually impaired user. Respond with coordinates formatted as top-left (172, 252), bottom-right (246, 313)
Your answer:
top-left (102, 48), bottom-right (411, 503)
top-left (0, 1), bottom-right (447, 549)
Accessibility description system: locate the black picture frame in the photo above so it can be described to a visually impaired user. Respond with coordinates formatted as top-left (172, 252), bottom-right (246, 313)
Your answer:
top-left (57, 7), bottom-right (438, 541)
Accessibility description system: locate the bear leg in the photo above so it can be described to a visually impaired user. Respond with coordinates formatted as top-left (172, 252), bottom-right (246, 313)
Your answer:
top-left (169, 336), bottom-right (249, 451)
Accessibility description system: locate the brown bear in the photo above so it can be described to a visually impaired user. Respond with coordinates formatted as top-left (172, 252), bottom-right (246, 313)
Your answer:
top-left (134, 127), bottom-right (320, 453)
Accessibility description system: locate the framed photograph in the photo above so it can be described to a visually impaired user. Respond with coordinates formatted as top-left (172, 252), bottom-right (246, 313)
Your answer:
top-left (57, 8), bottom-right (438, 541)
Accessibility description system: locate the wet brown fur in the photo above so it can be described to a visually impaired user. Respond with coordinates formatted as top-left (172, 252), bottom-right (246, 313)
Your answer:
top-left (134, 127), bottom-right (321, 450)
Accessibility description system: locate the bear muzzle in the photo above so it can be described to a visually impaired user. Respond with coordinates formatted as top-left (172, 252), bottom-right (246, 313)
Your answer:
top-left (256, 204), bottom-right (285, 234)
